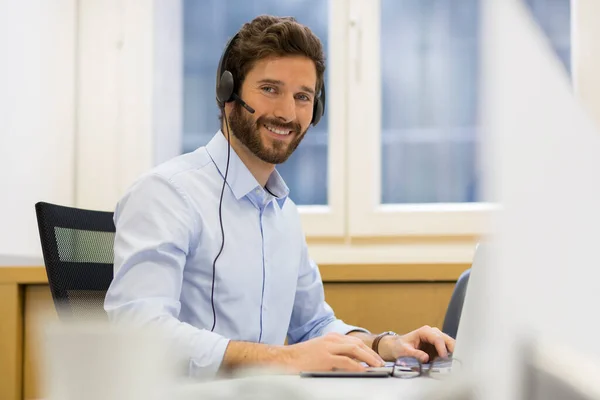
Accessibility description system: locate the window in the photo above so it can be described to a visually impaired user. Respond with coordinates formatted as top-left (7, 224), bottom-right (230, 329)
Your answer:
top-left (376, 0), bottom-right (570, 205)
top-left (345, 0), bottom-right (570, 237)
top-left (380, 0), bottom-right (480, 204)
top-left (181, 0), bottom-right (571, 247)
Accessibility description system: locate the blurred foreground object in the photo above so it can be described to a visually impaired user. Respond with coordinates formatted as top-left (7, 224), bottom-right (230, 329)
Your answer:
top-left (521, 338), bottom-right (600, 400)
top-left (456, 0), bottom-right (600, 398)
top-left (42, 319), bottom-right (177, 400)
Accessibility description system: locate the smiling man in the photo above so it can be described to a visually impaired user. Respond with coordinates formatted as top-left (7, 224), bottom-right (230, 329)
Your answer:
top-left (225, 54), bottom-right (314, 184)
top-left (104, 15), bottom-right (454, 378)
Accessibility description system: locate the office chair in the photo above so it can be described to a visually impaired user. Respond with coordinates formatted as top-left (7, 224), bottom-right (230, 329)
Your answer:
top-left (442, 268), bottom-right (471, 339)
top-left (35, 202), bottom-right (115, 321)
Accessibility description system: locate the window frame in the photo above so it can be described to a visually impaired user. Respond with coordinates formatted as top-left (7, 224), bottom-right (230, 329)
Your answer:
top-left (297, 0), bottom-right (350, 238)
top-left (345, 0), bottom-right (493, 238)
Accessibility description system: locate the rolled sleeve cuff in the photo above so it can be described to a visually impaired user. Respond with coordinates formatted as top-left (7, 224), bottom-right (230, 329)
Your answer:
top-left (321, 319), bottom-right (371, 336)
top-left (188, 335), bottom-right (231, 380)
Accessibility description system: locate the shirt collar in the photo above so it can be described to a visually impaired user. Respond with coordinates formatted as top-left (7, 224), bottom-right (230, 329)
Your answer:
top-left (265, 168), bottom-right (290, 209)
top-left (205, 131), bottom-right (290, 208)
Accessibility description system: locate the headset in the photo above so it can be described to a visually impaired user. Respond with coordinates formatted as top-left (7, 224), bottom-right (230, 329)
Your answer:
top-left (209, 32), bottom-right (326, 333)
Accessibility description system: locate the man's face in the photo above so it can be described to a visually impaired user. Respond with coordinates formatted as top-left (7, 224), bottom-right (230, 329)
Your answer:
top-left (227, 55), bottom-right (317, 165)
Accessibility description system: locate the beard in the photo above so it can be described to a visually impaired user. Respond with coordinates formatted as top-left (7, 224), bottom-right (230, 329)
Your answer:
top-left (227, 101), bottom-right (308, 164)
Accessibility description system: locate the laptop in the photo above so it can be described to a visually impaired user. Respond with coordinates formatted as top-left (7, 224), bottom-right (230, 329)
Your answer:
top-left (352, 243), bottom-right (485, 377)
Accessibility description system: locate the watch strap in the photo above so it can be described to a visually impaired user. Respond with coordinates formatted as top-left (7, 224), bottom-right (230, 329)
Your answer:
top-left (372, 331), bottom-right (397, 355)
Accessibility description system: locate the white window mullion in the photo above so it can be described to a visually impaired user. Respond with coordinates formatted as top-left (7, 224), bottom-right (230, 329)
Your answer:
top-left (347, 0), bottom-right (384, 237)
top-left (299, 0), bottom-right (351, 238)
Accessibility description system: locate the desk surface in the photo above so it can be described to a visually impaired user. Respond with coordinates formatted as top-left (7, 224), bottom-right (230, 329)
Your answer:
top-left (176, 375), bottom-right (442, 400)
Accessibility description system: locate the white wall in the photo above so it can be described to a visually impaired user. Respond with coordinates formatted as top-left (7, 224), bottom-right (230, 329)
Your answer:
top-left (0, 0), bottom-right (181, 258)
top-left (76, 0), bottom-right (182, 211)
top-left (153, 0), bottom-right (183, 168)
top-left (0, 0), bottom-right (76, 257)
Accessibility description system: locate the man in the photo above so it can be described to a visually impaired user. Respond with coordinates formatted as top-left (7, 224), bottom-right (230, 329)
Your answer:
top-left (104, 15), bottom-right (454, 378)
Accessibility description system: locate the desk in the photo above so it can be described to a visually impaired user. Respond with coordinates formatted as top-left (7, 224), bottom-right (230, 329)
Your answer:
top-left (0, 262), bottom-right (464, 400)
top-left (0, 258), bottom-right (46, 400)
top-left (176, 375), bottom-right (442, 400)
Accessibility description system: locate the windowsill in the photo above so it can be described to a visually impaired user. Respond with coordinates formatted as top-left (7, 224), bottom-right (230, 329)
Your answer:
top-left (307, 238), bottom-right (478, 266)
top-left (376, 202), bottom-right (498, 213)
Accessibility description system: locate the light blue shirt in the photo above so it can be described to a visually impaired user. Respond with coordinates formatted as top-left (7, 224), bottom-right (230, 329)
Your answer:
top-left (104, 131), bottom-right (366, 377)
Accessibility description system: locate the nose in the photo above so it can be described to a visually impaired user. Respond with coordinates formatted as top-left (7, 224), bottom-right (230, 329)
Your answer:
top-left (273, 94), bottom-right (296, 123)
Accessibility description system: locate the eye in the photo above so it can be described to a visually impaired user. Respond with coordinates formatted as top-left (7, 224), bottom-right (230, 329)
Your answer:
top-left (296, 93), bottom-right (311, 102)
top-left (261, 86), bottom-right (277, 94)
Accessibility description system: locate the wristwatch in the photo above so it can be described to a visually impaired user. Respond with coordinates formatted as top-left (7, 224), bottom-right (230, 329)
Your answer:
top-left (372, 331), bottom-right (398, 355)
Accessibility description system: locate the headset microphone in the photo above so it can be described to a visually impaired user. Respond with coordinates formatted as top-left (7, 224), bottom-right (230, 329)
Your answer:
top-left (231, 93), bottom-right (255, 114)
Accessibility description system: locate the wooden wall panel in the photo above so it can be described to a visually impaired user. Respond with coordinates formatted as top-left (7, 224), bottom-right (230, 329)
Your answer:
top-left (0, 284), bottom-right (23, 400)
top-left (324, 282), bottom-right (455, 335)
top-left (23, 285), bottom-right (57, 400)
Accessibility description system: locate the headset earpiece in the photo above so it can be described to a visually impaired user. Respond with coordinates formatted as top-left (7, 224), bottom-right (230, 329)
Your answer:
top-left (311, 97), bottom-right (323, 126)
top-left (217, 70), bottom-right (234, 107)
top-left (215, 34), bottom-right (239, 109)
top-left (311, 82), bottom-right (326, 126)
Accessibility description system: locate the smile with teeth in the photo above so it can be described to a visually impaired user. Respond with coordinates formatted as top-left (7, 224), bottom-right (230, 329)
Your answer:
top-left (264, 124), bottom-right (292, 136)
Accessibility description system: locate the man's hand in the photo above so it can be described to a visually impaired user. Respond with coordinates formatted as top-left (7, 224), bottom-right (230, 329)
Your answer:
top-left (378, 326), bottom-right (455, 363)
top-left (283, 332), bottom-right (385, 372)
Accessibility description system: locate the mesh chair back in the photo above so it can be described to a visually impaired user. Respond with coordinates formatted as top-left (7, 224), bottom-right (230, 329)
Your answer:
top-left (35, 202), bottom-right (115, 320)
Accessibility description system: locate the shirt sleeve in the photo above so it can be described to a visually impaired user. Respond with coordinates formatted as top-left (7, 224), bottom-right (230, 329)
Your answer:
top-left (286, 239), bottom-right (370, 344)
top-left (104, 173), bottom-right (229, 379)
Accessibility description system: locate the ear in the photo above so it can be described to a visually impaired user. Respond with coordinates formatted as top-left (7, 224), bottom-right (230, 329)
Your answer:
top-left (224, 101), bottom-right (235, 117)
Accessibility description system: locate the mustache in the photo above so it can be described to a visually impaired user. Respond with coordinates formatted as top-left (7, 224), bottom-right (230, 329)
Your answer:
top-left (257, 116), bottom-right (301, 134)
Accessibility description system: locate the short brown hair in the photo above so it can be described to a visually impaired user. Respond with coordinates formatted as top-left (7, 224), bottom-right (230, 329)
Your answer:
top-left (218, 15), bottom-right (325, 116)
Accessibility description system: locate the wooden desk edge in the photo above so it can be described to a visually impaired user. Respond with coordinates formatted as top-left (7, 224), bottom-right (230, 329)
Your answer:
top-left (0, 267), bottom-right (49, 284)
